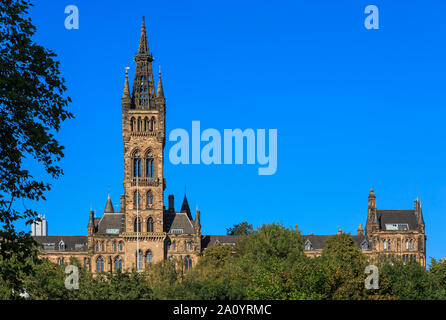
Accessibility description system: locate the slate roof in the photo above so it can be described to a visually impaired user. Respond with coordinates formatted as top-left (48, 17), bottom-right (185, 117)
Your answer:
top-left (201, 235), bottom-right (240, 249)
top-left (96, 213), bottom-right (125, 235)
top-left (303, 234), bottom-right (367, 250)
top-left (33, 236), bottom-right (88, 252)
top-left (167, 212), bottom-right (195, 234)
top-left (376, 210), bottom-right (419, 230)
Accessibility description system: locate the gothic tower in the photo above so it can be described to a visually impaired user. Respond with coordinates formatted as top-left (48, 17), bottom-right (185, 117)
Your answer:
top-left (120, 16), bottom-right (167, 267)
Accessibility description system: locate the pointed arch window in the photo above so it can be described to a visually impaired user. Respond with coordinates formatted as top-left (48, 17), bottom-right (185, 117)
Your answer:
top-left (114, 256), bottom-right (122, 271)
top-left (406, 239), bottom-right (409, 250)
top-left (147, 190), bottom-right (153, 207)
top-left (137, 117), bottom-right (142, 132)
top-left (101, 241), bottom-right (105, 251)
top-left (184, 256), bottom-right (192, 272)
top-left (147, 217), bottom-right (154, 233)
top-left (173, 241), bottom-right (176, 250)
top-left (96, 256), bottom-right (104, 272)
top-left (134, 216), bottom-right (141, 232)
top-left (133, 155), bottom-right (141, 178)
top-left (150, 117), bottom-right (155, 131)
top-left (383, 239), bottom-right (387, 250)
top-left (189, 241), bottom-right (193, 251)
top-left (387, 239), bottom-right (391, 250)
top-left (184, 240), bottom-right (187, 251)
top-left (119, 241), bottom-right (123, 251)
top-left (146, 250), bottom-right (152, 264)
top-left (113, 241), bottom-right (117, 252)
top-left (134, 190), bottom-right (141, 209)
top-left (146, 156), bottom-right (154, 178)
top-left (167, 239), bottom-right (171, 250)
top-left (410, 239), bottom-right (414, 250)
top-left (130, 117), bottom-right (135, 132)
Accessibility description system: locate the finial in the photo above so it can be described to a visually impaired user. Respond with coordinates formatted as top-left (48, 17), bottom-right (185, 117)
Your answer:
top-left (125, 66), bottom-right (129, 75)
top-left (159, 65), bottom-right (162, 75)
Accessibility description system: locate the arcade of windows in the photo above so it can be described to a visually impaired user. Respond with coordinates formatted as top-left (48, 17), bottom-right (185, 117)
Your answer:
top-left (382, 238), bottom-right (416, 251)
top-left (133, 216), bottom-right (155, 233)
top-left (166, 239), bottom-right (194, 252)
top-left (133, 190), bottom-right (154, 209)
top-left (95, 255), bottom-right (123, 273)
top-left (130, 116), bottom-right (156, 133)
top-left (132, 150), bottom-right (155, 179)
top-left (95, 240), bottom-right (124, 252)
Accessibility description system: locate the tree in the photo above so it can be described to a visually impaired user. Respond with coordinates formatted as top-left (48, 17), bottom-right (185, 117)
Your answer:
top-left (226, 221), bottom-right (253, 236)
top-left (320, 233), bottom-right (367, 299)
top-left (0, 0), bottom-right (72, 294)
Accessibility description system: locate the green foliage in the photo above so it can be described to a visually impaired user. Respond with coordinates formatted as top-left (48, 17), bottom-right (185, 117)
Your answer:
top-left (226, 221), bottom-right (253, 235)
top-left (1, 224), bottom-right (446, 300)
top-left (0, 0), bottom-right (72, 293)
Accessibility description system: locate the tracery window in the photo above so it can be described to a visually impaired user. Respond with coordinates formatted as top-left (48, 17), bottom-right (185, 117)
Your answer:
top-left (96, 256), bottom-right (104, 272)
top-left (147, 217), bottom-right (154, 233)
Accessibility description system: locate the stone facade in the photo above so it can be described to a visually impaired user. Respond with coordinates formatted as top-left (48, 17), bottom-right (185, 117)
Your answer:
top-left (32, 18), bottom-right (427, 271)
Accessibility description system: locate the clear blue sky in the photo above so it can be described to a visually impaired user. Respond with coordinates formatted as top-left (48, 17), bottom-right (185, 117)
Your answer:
top-left (17, 0), bottom-right (446, 261)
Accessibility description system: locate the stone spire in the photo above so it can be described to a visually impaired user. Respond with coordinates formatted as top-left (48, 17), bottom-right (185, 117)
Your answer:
top-left (157, 66), bottom-right (164, 98)
top-left (122, 68), bottom-right (131, 107)
top-left (138, 15), bottom-right (149, 55)
top-left (104, 193), bottom-right (114, 213)
top-left (132, 16), bottom-right (155, 109)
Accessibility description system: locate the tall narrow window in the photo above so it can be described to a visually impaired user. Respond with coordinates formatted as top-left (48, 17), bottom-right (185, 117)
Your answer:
top-left (383, 240), bottom-right (387, 250)
top-left (387, 239), bottom-right (391, 250)
top-left (130, 117), bottom-right (135, 132)
top-left (167, 240), bottom-right (171, 250)
top-left (137, 250), bottom-right (143, 270)
top-left (147, 190), bottom-right (153, 207)
top-left (406, 239), bottom-right (409, 250)
top-left (133, 157), bottom-right (141, 177)
top-left (119, 241), bottom-right (123, 251)
top-left (144, 117), bottom-right (149, 132)
top-left (134, 216), bottom-right (141, 232)
top-left (137, 117), bottom-right (142, 132)
top-left (184, 240), bottom-right (187, 251)
top-left (184, 256), bottom-right (192, 272)
top-left (146, 157), bottom-right (154, 177)
top-left (147, 217), bottom-right (154, 232)
top-left (146, 250), bottom-right (152, 264)
top-left (114, 256), bottom-right (122, 271)
top-left (134, 190), bottom-right (141, 209)
top-left (113, 241), bottom-right (117, 252)
top-left (173, 241), bottom-right (176, 250)
top-left (96, 256), bottom-right (104, 272)
top-left (96, 241), bottom-right (99, 251)
top-left (101, 241), bottom-right (105, 251)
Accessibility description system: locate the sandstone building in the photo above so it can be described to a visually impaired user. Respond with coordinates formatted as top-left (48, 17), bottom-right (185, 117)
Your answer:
top-left (33, 18), bottom-right (426, 271)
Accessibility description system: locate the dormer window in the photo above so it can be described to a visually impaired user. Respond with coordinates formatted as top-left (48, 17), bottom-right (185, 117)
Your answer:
top-left (59, 240), bottom-right (65, 251)
top-left (304, 240), bottom-right (313, 251)
top-left (360, 240), bottom-right (369, 250)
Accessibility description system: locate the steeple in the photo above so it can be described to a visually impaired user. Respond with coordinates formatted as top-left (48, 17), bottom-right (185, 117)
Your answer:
top-left (132, 16), bottom-right (155, 109)
top-left (157, 66), bottom-right (164, 98)
top-left (181, 193), bottom-right (192, 221)
top-left (138, 15), bottom-right (149, 55)
top-left (104, 193), bottom-right (114, 213)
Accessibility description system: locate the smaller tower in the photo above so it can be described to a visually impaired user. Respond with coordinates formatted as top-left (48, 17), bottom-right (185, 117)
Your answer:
top-left (357, 223), bottom-right (364, 236)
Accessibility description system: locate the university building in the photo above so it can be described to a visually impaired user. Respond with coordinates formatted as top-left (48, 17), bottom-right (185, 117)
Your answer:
top-left (32, 18), bottom-right (426, 272)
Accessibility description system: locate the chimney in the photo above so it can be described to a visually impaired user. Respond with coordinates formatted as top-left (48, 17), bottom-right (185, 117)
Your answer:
top-left (337, 228), bottom-right (342, 235)
top-left (168, 195), bottom-right (174, 213)
top-left (357, 223), bottom-right (364, 236)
